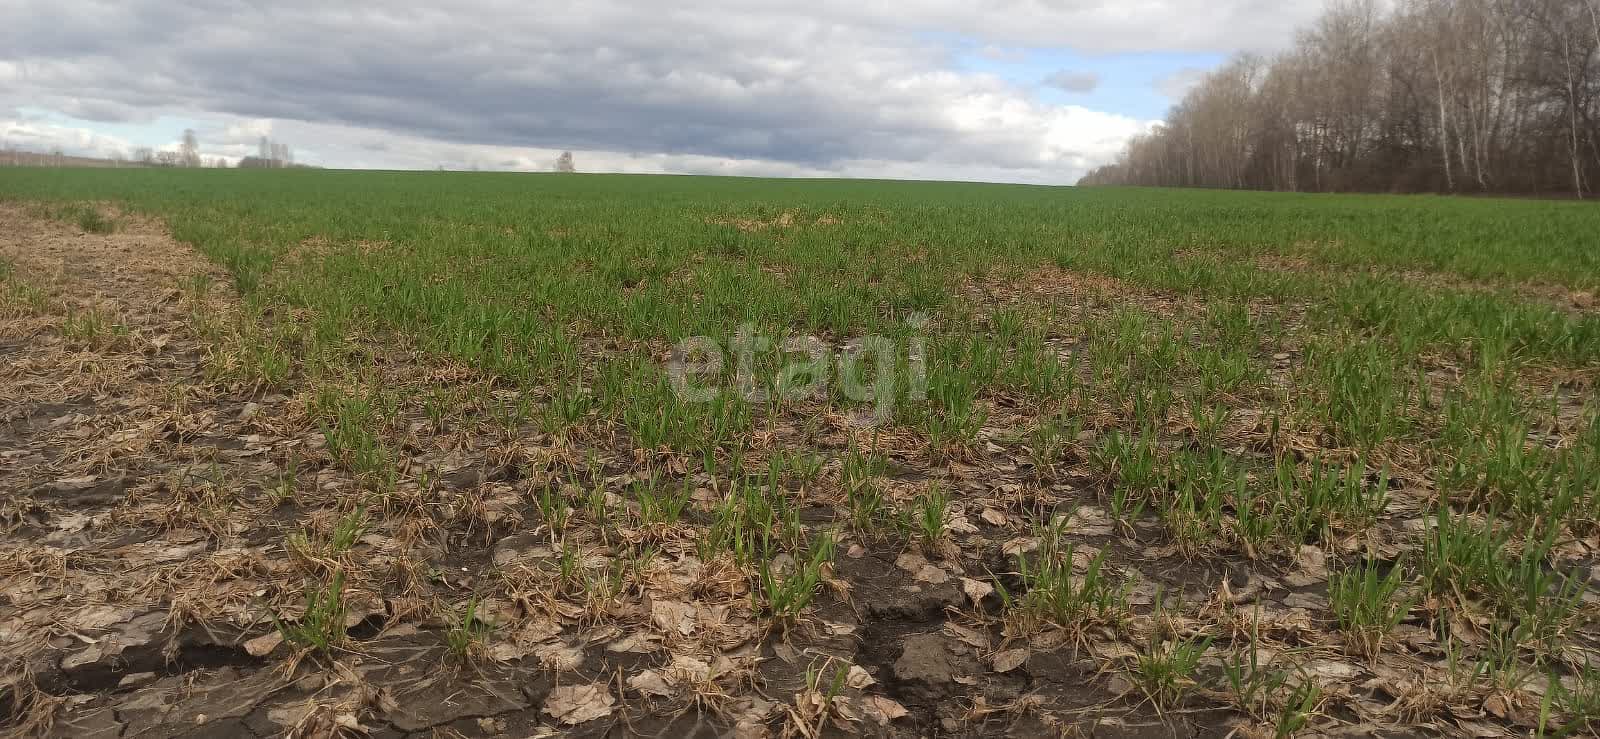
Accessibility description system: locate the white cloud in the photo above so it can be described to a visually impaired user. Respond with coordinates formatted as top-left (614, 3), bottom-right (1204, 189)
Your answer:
top-left (977, 45), bottom-right (1029, 63)
top-left (727, 0), bottom-right (1321, 53)
top-left (0, 119), bottom-right (137, 160)
top-left (1157, 67), bottom-right (1209, 100)
top-left (219, 120), bottom-right (275, 146)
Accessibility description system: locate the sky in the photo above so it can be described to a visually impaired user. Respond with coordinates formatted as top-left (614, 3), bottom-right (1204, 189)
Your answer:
top-left (0, 0), bottom-right (1323, 184)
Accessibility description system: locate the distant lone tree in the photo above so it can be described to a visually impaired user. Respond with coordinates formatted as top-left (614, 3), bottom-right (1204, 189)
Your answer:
top-left (555, 151), bottom-right (575, 173)
top-left (180, 129), bottom-right (201, 168)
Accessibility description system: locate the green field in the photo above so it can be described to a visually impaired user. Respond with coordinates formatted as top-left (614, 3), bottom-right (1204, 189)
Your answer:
top-left (11, 170), bottom-right (1600, 389)
top-left (3, 169), bottom-right (1599, 736)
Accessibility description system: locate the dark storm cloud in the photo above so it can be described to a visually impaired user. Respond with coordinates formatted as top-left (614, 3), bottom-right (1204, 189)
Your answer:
top-left (0, 0), bottom-right (1321, 180)
top-left (8, 4), bottom-right (948, 165)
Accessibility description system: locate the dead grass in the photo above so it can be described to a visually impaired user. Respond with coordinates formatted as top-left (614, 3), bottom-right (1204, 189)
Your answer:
top-left (3, 202), bottom-right (1598, 739)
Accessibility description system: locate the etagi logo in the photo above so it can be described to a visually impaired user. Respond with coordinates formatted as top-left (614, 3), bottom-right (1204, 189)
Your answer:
top-left (666, 315), bottom-right (929, 426)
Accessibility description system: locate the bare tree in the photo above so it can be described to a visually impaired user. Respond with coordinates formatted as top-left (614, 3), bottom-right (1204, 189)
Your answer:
top-left (1082, 0), bottom-right (1599, 197)
top-left (179, 129), bottom-right (202, 168)
top-left (1418, 0), bottom-right (1458, 191)
top-left (265, 142), bottom-right (292, 168)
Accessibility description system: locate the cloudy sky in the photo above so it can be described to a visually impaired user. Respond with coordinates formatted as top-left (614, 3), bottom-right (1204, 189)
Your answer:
top-left (0, 0), bottom-right (1322, 184)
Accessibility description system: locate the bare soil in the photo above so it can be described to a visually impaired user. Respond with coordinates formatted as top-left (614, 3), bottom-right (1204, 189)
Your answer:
top-left (3, 205), bottom-right (1587, 739)
top-left (0, 208), bottom-right (1166, 738)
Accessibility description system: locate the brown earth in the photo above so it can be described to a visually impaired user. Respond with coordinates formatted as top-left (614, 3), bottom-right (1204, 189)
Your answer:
top-left (0, 207), bottom-right (1169, 738)
top-left (3, 205), bottom-right (1585, 739)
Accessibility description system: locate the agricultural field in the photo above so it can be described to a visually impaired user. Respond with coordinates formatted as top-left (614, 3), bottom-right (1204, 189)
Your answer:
top-left (1, 169), bottom-right (1599, 738)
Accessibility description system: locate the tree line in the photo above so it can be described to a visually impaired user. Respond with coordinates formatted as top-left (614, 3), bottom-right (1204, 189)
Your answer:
top-left (236, 136), bottom-right (304, 168)
top-left (126, 129), bottom-right (215, 167)
top-left (1079, 0), bottom-right (1600, 197)
top-left (2, 130), bottom-right (310, 169)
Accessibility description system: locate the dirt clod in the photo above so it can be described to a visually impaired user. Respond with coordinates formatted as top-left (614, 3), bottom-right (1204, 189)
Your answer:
top-left (891, 634), bottom-right (977, 703)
